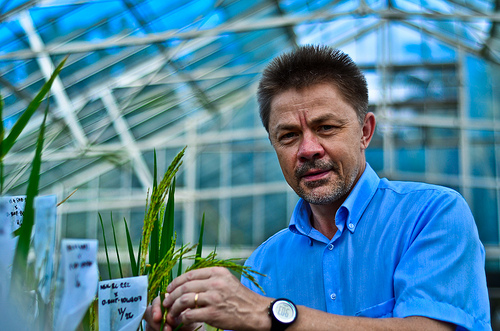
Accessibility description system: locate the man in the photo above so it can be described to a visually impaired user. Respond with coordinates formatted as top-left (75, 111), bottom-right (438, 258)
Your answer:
top-left (145, 45), bottom-right (491, 330)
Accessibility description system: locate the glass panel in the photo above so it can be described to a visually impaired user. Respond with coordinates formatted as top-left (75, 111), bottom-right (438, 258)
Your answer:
top-left (467, 56), bottom-right (494, 120)
top-left (394, 126), bottom-right (425, 173)
top-left (197, 199), bottom-right (219, 246)
top-left (198, 150), bottom-right (220, 189)
top-left (230, 197), bottom-right (252, 246)
top-left (468, 130), bottom-right (496, 177)
top-left (471, 188), bottom-right (499, 245)
top-left (231, 146), bottom-right (253, 186)
top-left (264, 193), bottom-right (288, 240)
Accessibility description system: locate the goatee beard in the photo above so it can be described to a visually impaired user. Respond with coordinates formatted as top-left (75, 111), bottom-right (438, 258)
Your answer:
top-left (295, 160), bottom-right (358, 205)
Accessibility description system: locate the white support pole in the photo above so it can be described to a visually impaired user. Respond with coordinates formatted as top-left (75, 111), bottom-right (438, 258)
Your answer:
top-left (100, 89), bottom-right (153, 191)
top-left (18, 11), bottom-right (88, 148)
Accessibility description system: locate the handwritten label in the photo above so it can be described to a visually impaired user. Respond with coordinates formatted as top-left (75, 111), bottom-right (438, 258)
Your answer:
top-left (33, 195), bottom-right (57, 303)
top-left (98, 275), bottom-right (148, 331)
top-left (0, 199), bottom-right (11, 300)
top-left (5, 196), bottom-right (26, 231)
top-left (53, 239), bottom-right (98, 331)
top-left (0, 195), bottom-right (57, 301)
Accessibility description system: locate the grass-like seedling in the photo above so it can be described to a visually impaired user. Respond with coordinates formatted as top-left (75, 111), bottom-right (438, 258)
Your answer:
top-left (99, 147), bottom-right (264, 330)
top-left (1, 57), bottom-right (263, 331)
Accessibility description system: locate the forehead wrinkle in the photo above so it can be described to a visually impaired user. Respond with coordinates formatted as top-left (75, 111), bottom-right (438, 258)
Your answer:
top-left (308, 112), bottom-right (346, 126)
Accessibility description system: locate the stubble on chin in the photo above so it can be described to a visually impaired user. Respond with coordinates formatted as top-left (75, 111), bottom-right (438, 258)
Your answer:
top-left (295, 162), bottom-right (359, 205)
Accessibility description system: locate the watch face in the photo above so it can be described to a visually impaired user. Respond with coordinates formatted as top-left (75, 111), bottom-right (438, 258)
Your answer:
top-left (272, 300), bottom-right (297, 323)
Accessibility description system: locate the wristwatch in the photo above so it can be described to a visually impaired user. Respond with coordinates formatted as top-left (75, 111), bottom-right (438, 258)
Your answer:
top-left (268, 298), bottom-right (298, 331)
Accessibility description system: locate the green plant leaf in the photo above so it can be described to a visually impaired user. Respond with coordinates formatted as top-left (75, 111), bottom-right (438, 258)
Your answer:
top-left (153, 149), bottom-right (157, 190)
top-left (196, 213), bottom-right (205, 260)
top-left (0, 93), bottom-right (4, 194)
top-left (10, 102), bottom-right (49, 291)
top-left (137, 236), bottom-right (142, 275)
top-left (99, 213), bottom-right (113, 279)
top-left (124, 218), bottom-right (138, 276)
top-left (110, 213), bottom-right (124, 279)
top-left (177, 249), bottom-right (183, 277)
top-left (160, 178), bottom-right (176, 282)
top-left (149, 214), bottom-right (159, 268)
top-left (148, 149), bottom-right (160, 268)
top-left (140, 147), bottom-right (185, 275)
top-left (2, 57), bottom-right (67, 158)
top-left (160, 178), bottom-right (175, 259)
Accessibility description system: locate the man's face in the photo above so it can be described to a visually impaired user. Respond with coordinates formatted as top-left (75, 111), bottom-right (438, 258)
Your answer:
top-left (268, 83), bottom-right (371, 205)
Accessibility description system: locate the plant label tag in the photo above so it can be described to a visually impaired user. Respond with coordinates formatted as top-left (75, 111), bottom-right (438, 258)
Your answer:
top-left (98, 275), bottom-right (148, 331)
top-left (1, 195), bottom-right (26, 232)
top-left (0, 195), bottom-right (57, 300)
top-left (53, 239), bottom-right (98, 331)
top-left (0, 198), bottom-right (12, 300)
top-left (33, 194), bottom-right (57, 303)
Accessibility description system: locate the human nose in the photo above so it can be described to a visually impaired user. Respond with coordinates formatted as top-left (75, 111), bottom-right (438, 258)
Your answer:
top-left (297, 132), bottom-right (324, 161)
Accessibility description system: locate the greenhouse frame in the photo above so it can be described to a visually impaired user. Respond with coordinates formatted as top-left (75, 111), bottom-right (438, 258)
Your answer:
top-left (1, 0), bottom-right (500, 324)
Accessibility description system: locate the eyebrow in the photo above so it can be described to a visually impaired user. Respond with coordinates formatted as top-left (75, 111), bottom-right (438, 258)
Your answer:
top-left (309, 113), bottom-right (345, 126)
top-left (272, 113), bottom-right (347, 136)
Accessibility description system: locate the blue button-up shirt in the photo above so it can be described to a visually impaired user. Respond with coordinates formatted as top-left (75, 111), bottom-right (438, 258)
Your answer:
top-left (241, 163), bottom-right (491, 330)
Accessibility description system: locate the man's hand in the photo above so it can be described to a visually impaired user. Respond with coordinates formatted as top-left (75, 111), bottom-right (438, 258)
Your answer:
top-left (163, 267), bottom-right (271, 331)
top-left (144, 296), bottom-right (163, 331)
top-left (144, 295), bottom-right (203, 331)
top-left (145, 266), bottom-right (456, 331)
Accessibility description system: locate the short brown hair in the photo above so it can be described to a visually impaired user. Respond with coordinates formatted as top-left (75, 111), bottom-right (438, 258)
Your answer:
top-left (257, 45), bottom-right (369, 132)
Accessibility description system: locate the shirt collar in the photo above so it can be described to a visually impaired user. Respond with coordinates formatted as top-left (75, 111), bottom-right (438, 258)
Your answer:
top-left (289, 163), bottom-right (380, 239)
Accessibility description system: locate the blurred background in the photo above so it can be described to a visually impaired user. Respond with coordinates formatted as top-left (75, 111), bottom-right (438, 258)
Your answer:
top-left (1, 0), bottom-right (499, 327)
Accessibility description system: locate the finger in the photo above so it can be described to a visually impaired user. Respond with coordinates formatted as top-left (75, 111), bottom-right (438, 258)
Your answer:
top-left (166, 268), bottom-right (215, 294)
top-left (145, 295), bottom-right (177, 331)
top-left (167, 291), bottom-right (203, 318)
top-left (164, 278), bottom-right (213, 309)
top-left (172, 306), bottom-right (212, 329)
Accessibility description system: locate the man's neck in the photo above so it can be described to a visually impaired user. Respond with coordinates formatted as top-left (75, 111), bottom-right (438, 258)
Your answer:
top-left (309, 203), bottom-right (340, 240)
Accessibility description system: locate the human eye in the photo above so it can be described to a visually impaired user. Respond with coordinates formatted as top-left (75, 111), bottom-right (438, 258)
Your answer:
top-left (278, 132), bottom-right (298, 143)
top-left (318, 124), bottom-right (335, 133)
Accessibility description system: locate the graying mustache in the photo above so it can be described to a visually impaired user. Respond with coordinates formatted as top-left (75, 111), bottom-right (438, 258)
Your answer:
top-left (295, 161), bottom-right (337, 177)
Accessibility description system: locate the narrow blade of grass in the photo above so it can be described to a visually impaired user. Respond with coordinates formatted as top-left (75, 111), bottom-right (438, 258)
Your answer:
top-left (161, 178), bottom-right (176, 282)
top-left (160, 178), bottom-right (175, 259)
top-left (140, 147), bottom-right (185, 275)
top-left (0, 93), bottom-right (4, 194)
top-left (153, 149), bottom-right (157, 190)
top-left (110, 213), bottom-right (123, 279)
top-left (177, 250), bottom-right (183, 277)
top-left (148, 149), bottom-right (160, 269)
top-left (10, 103), bottom-right (48, 290)
top-left (149, 215), bottom-right (159, 269)
top-left (98, 213), bottom-right (112, 279)
top-left (2, 57), bottom-right (67, 158)
top-left (196, 214), bottom-right (205, 260)
top-left (137, 236), bottom-right (142, 275)
top-left (123, 218), bottom-right (138, 276)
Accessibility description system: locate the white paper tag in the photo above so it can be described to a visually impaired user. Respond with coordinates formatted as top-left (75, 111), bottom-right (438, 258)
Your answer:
top-left (0, 195), bottom-right (57, 300)
top-left (98, 275), bottom-right (148, 331)
top-left (0, 198), bottom-right (12, 300)
top-left (53, 239), bottom-right (98, 331)
top-left (33, 195), bottom-right (57, 303)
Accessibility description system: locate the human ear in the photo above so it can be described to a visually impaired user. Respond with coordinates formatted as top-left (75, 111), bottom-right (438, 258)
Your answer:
top-left (361, 112), bottom-right (376, 150)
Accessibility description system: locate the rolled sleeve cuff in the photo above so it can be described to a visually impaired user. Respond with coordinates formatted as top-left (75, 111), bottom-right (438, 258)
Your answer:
top-left (394, 298), bottom-right (491, 331)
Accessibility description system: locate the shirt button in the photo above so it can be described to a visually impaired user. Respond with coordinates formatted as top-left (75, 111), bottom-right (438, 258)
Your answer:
top-left (348, 223), bottom-right (355, 231)
top-left (327, 244), bottom-right (334, 250)
top-left (330, 293), bottom-right (337, 300)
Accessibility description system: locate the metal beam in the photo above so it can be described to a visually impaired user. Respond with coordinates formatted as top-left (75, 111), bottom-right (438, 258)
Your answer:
top-left (3, 7), bottom-right (500, 60)
top-left (99, 88), bottom-right (153, 190)
top-left (17, 11), bottom-right (89, 147)
top-left (400, 19), bottom-right (500, 65)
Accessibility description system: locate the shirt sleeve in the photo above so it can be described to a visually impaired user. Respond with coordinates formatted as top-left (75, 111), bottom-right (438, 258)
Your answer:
top-left (392, 190), bottom-right (491, 330)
